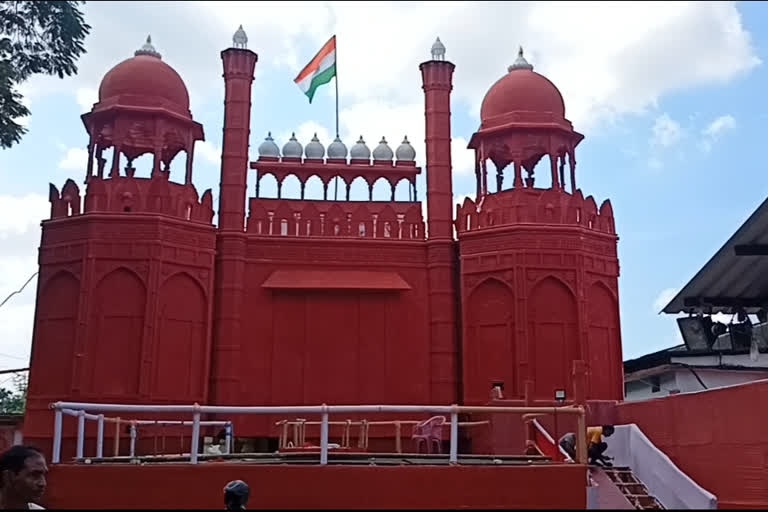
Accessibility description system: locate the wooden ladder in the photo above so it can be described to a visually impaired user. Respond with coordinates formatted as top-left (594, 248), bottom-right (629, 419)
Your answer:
top-left (601, 466), bottom-right (665, 510)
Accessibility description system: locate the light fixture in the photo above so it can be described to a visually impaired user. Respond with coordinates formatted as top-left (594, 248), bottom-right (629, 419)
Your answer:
top-left (554, 389), bottom-right (566, 403)
top-left (677, 315), bottom-right (716, 351)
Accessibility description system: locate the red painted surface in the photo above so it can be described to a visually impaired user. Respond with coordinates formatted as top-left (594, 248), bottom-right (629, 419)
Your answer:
top-left (617, 380), bottom-right (768, 509)
top-left (24, 35), bottom-right (622, 486)
top-left (44, 463), bottom-right (587, 510)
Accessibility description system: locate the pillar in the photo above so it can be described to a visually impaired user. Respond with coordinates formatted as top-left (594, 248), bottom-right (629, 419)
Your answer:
top-left (420, 52), bottom-right (459, 404)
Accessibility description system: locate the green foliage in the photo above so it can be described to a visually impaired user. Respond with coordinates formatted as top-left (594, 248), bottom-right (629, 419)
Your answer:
top-left (0, 373), bottom-right (27, 414)
top-left (0, 1), bottom-right (91, 149)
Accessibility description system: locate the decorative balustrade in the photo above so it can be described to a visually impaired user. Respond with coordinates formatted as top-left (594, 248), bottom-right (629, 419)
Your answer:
top-left (247, 198), bottom-right (425, 240)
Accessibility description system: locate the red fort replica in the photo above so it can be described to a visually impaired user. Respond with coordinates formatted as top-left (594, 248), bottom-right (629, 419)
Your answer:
top-left (20, 30), bottom-right (756, 510)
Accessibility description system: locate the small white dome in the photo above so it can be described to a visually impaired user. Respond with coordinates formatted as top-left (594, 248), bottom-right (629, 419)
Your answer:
top-left (258, 132), bottom-right (280, 158)
top-left (282, 132), bottom-right (303, 158)
top-left (304, 133), bottom-right (325, 159)
top-left (395, 136), bottom-right (416, 161)
top-left (372, 137), bottom-right (394, 161)
top-left (327, 135), bottom-right (348, 159)
top-left (350, 136), bottom-right (371, 160)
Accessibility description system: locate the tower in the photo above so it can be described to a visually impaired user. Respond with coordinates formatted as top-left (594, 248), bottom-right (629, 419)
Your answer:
top-left (457, 48), bottom-right (623, 403)
top-left (210, 27), bottom-right (258, 405)
top-left (25, 37), bottom-right (216, 455)
top-left (420, 39), bottom-right (459, 403)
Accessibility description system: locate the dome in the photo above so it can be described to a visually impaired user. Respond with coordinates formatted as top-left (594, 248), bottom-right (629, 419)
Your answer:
top-left (350, 136), bottom-right (371, 160)
top-left (258, 132), bottom-right (280, 158)
top-left (282, 133), bottom-right (303, 158)
top-left (304, 133), bottom-right (325, 159)
top-left (372, 137), bottom-right (394, 161)
top-left (395, 136), bottom-right (416, 161)
top-left (98, 36), bottom-right (190, 114)
top-left (327, 136), bottom-right (348, 159)
top-left (479, 47), bottom-right (565, 127)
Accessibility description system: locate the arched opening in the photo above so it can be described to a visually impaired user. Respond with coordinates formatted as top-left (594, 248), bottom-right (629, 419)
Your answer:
top-left (527, 276), bottom-right (579, 399)
top-left (326, 176), bottom-right (345, 201)
top-left (465, 279), bottom-right (516, 402)
top-left (348, 176), bottom-right (369, 201)
top-left (280, 174), bottom-right (301, 199)
top-left (126, 153), bottom-right (153, 179)
top-left (587, 283), bottom-right (621, 400)
top-left (85, 268), bottom-right (146, 396)
top-left (371, 177), bottom-right (391, 201)
top-left (304, 175), bottom-right (324, 200)
top-left (153, 273), bottom-right (207, 400)
top-left (394, 179), bottom-right (412, 201)
top-left (257, 173), bottom-right (278, 198)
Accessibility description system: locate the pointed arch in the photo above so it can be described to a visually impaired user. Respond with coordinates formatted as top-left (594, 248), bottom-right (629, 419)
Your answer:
top-left (371, 177), bottom-right (392, 201)
top-left (304, 175), bottom-right (324, 200)
top-left (85, 268), bottom-right (146, 396)
top-left (348, 176), bottom-right (369, 201)
top-left (280, 174), bottom-right (302, 200)
top-left (465, 277), bottom-right (516, 402)
top-left (394, 179), bottom-right (411, 201)
top-left (30, 271), bottom-right (80, 395)
top-left (587, 281), bottom-right (621, 400)
top-left (153, 272), bottom-right (208, 400)
top-left (527, 275), bottom-right (579, 399)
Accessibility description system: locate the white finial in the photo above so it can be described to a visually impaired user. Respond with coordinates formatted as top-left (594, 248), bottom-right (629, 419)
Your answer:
top-left (135, 35), bottom-right (161, 59)
top-left (508, 46), bottom-right (534, 72)
top-left (233, 25), bottom-right (248, 49)
top-left (431, 37), bottom-right (446, 61)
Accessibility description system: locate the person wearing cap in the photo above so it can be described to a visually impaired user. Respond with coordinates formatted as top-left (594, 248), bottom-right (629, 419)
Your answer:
top-left (224, 480), bottom-right (250, 511)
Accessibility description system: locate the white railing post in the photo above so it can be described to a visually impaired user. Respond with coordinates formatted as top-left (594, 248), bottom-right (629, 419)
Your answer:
top-left (190, 404), bottom-right (201, 465)
top-left (129, 423), bottom-right (137, 458)
top-left (225, 422), bottom-right (232, 455)
top-left (52, 408), bottom-right (63, 464)
top-left (76, 410), bottom-right (85, 459)
top-left (449, 406), bottom-right (458, 464)
top-left (320, 404), bottom-right (329, 465)
top-left (96, 414), bottom-right (105, 458)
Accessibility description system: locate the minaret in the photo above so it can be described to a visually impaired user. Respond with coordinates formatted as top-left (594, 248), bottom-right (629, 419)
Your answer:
top-left (420, 38), bottom-right (459, 404)
top-left (218, 25), bottom-right (257, 230)
top-left (420, 37), bottom-right (454, 240)
top-left (211, 27), bottom-right (256, 406)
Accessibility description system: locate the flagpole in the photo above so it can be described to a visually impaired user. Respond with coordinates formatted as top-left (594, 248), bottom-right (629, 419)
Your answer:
top-left (334, 34), bottom-right (339, 201)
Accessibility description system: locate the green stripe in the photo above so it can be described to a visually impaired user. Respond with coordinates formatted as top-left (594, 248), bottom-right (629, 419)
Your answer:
top-left (305, 63), bottom-right (337, 104)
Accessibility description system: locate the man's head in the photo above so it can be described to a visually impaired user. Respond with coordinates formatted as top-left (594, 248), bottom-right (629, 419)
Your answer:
top-left (602, 425), bottom-right (615, 437)
top-left (0, 446), bottom-right (48, 503)
top-left (224, 480), bottom-right (250, 511)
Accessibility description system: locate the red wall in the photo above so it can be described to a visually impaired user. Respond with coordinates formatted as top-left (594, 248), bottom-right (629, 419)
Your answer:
top-left (219, 236), bottom-right (434, 437)
top-left (45, 463), bottom-right (586, 509)
top-left (617, 380), bottom-right (768, 509)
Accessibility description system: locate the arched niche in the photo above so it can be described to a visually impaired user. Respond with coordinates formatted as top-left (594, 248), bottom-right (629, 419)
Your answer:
top-left (527, 276), bottom-right (579, 399)
top-left (152, 273), bottom-right (207, 400)
top-left (587, 282), bottom-right (621, 400)
top-left (30, 272), bottom-right (80, 395)
top-left (85, 268), bottom-right (146, 396)
top-left (465, 278), bottom-right (516, 401)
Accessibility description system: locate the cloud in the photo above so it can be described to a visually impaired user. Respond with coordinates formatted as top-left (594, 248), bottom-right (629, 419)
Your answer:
top-left (0, 194), bottom-right (48, 374)
top-left (195, 140), bottom-right (222, 166)
top-left (452, 137), bottom-right (475, 176)
top-left (651, 114), bottom-right (683, 148)
top-left (76, 87), bottom-right (98, 112)
top-left (58, 147), bottom-right (88, 171)
top-left (699, 114), bottom-right (736, 153)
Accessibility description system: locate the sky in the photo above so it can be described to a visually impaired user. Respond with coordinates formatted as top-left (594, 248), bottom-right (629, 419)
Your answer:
top-left (0, 1), bottom-right (766, 387)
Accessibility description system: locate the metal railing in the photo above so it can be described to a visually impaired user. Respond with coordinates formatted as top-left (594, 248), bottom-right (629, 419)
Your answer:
top-left (50, 402), bottom-right (586, 465)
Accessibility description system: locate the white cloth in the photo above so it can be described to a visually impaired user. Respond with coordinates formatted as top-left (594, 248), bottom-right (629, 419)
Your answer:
top-left (28, 503), bottom-right (45, 510)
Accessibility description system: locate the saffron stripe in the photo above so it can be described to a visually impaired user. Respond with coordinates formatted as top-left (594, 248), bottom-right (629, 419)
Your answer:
top-left (294, 35), bottom-right (336, 83)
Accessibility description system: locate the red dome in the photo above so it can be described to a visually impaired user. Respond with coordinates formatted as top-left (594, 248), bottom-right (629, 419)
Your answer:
top-left (480, 52), bottom-right (565, 127)
top-left (98, 45), bottom-right (190, 113)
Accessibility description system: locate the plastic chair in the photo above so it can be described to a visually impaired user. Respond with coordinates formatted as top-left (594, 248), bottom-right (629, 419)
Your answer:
top-left (411, 416), bottom-right (446, 454)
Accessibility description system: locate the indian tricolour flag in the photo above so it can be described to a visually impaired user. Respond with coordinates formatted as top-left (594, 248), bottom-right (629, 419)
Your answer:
top-left (294, 35), bottom-right (337, 103)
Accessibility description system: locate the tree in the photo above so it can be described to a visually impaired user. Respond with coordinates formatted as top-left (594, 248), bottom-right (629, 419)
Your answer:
top-left (0, 1), bottom-right (91, 149)
top-left (0, 373), bottom-right (27, 414)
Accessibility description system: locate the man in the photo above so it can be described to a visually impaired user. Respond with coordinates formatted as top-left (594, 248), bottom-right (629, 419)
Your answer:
top-left (558, 425), bottom-right (615, 466)
top-left (224, 480), bottom-right (250, 511)
top-left (0, 446), bottom-right (48, 510)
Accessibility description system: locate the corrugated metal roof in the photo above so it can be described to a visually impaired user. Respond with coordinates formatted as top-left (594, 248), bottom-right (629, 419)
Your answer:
top-left (663, 195), bottom-right (768, 314)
